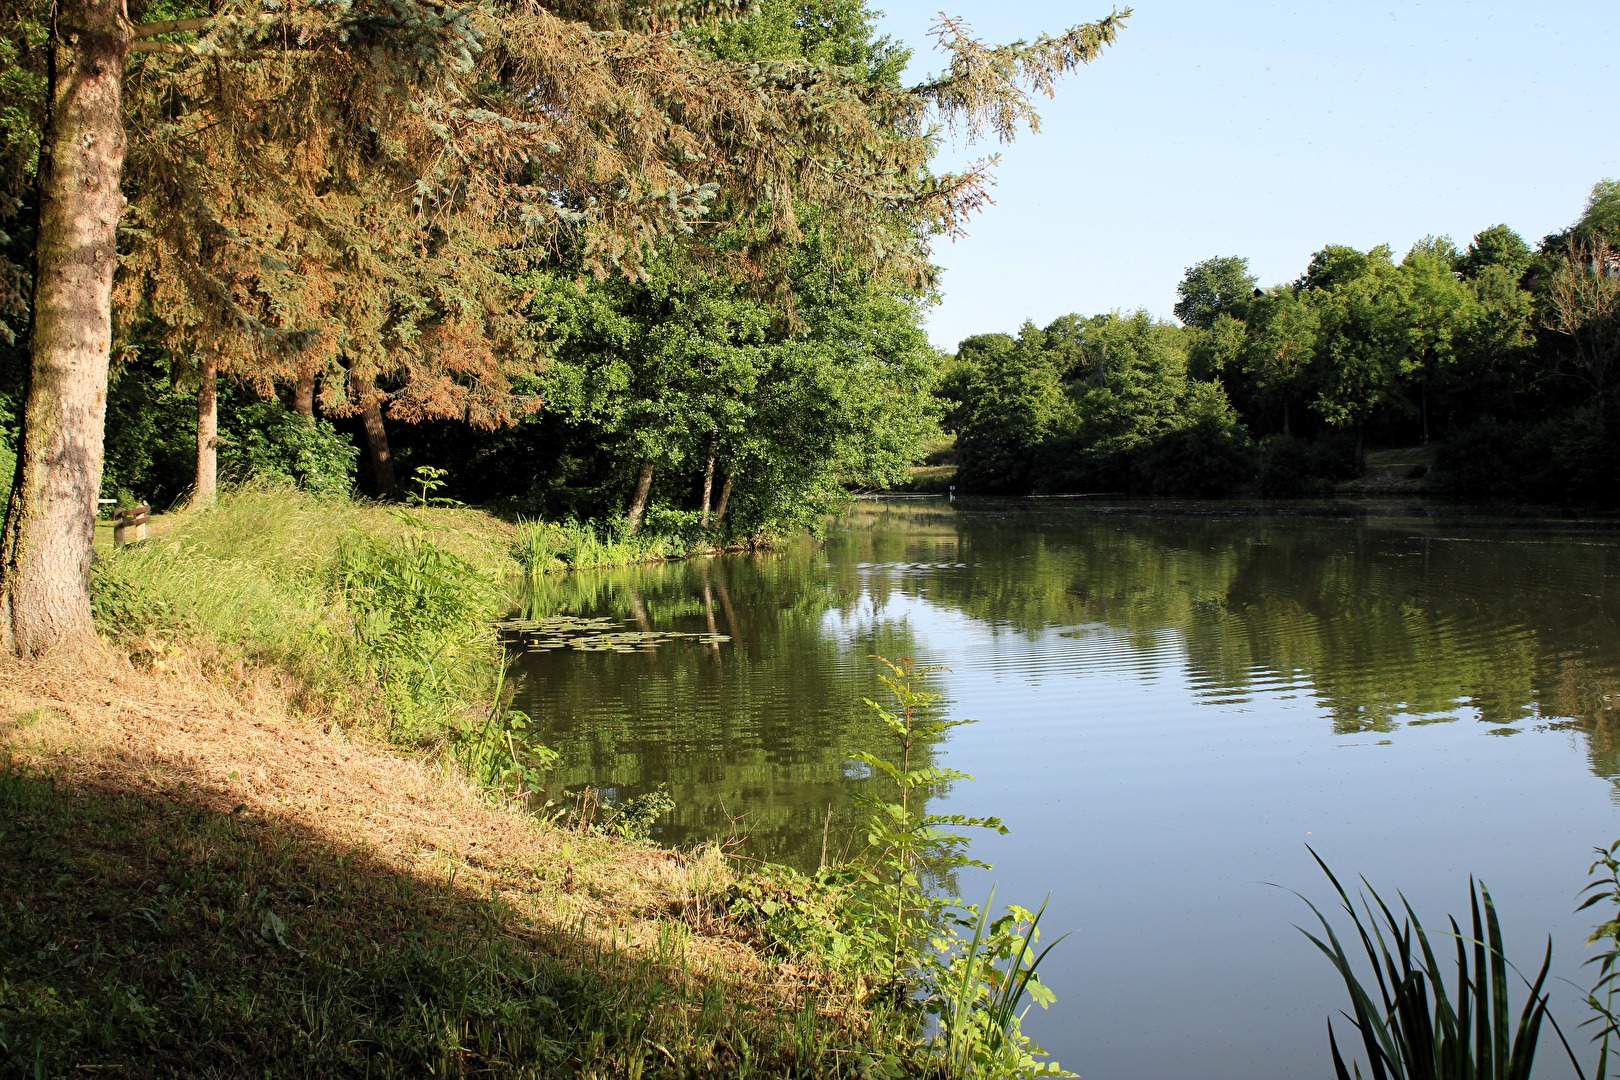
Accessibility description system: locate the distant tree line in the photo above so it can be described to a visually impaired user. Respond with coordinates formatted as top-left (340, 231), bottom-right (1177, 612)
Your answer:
top-left (943, 180), bottom-right (1620, 503)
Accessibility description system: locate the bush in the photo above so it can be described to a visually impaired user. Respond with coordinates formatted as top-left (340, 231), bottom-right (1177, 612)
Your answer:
top-left (1435, 408), bottom-right (1620, 505)
top-left (1257, 433), bottom-right (1358, 497)
top-left (221, 401), bottom-right (358, 495)
top-left (1521, 406), bottom-right (1620, 505)
top-left (1432, 417), bottom-right (1523, 500)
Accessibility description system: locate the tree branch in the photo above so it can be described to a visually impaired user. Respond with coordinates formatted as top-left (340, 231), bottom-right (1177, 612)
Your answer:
top-left (129, 39), bottom-right (208, 54)
top-left (132, 17), bottom-right (215, 38)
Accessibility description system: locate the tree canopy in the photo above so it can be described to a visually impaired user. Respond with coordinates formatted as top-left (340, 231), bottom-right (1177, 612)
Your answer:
top-left (0, 0), bottom-right (1130, 653)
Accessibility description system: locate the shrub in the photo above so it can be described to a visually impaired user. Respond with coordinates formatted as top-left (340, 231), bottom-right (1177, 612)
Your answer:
top-left (1432, 417), bottom-right (1524, 500)
top-left (1257, 433), bottom-right (1358, 497)
top-left (221, 401), bottom-right (358, 495)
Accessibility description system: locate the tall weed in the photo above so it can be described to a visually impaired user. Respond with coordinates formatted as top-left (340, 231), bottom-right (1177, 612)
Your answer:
top-left (730, 658), bottom-right (1070, 1078)
top-left (513, 517), bottom-right (686, 575)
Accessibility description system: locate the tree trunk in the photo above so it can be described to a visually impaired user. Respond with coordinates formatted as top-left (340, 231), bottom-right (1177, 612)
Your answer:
top-left (713, 470), bottom-right (734, 524)
top-left (293, 370), bottom-right (315, 418)
top-left (0, 0), bottom-right (131, 657)
top-left (360, 399), bottom-right (396, 496)
top-left (192, 356), bottom-right (218, 507)
top-left (698, 432), bottom-right (717, 529)
top-left (625, 460), bottom-right (654, 537)
top-left (1421, 381), bottom-right (1430, 446)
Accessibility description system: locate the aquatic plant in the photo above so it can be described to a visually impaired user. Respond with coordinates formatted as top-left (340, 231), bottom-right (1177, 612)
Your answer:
top-left (1295, 849), bottom-right (1583, 1080)
top-left (512, 517), bottom-right (686, 575)
top-left (1579, 839), bottom-right (1620, 1077)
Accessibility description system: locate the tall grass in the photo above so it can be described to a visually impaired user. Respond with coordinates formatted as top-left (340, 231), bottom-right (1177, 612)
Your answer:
top-left (91, 485), bottom-right (515, 757)
top-left (513, 517), bottom-right (689, 576)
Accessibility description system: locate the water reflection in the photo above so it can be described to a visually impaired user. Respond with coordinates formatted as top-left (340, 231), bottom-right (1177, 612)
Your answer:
top-left (510, 500), bottom-right (1620, 861)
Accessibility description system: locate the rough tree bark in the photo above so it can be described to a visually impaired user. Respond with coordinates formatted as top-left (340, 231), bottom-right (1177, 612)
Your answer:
top-left (192, 355), bottom-right (218, 506)
top-left (625, 460), bottom-right (654, 536)
top-left (359, 399), bottom-right (396, 496)
top-left (293, 370), bottom-right (316, 418)
top-left (0, 0), bottom-right (131, 656)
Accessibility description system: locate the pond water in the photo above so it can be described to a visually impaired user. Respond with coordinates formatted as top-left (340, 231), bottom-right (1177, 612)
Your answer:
top-left (508, 499), bottom-right (1620, 1078)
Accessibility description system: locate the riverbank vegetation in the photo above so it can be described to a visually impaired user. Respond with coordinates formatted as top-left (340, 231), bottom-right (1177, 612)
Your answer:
top-left (1, 486), bottom-right (1073, 1075)
top-left (942, 180), bottom-right (1620, 504)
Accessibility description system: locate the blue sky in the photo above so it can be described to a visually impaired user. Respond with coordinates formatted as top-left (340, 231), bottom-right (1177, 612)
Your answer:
top-left (867, 1), bottom-right (1620, 351)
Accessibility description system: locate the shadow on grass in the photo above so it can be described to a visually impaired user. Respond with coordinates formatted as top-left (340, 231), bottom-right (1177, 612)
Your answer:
top-left (0, 759), bottom-right (871, 1078)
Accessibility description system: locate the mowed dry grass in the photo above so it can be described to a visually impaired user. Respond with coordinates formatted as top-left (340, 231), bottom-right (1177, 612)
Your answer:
top-left (2, 650), bottom-right (774, 973)
top-left (0, 648), bottom-right (862, 1077)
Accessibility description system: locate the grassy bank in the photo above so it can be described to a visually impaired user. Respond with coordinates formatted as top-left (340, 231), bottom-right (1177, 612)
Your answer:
top-left (0, 659), bottom-right (881, 1077)
top-left (1, 488), bottom-right (903, 1076)
top-left (4, 488), bottom-right (1072, 1077)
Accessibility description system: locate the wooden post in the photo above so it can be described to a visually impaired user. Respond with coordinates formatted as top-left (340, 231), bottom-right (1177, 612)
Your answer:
top-left (112, 503), bottom-right (151, 547)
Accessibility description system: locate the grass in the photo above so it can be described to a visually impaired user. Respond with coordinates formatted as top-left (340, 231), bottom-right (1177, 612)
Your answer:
top-left (90, 487), bottom-right (515, 752)
top-left (512, 518), bottom-right (693, 576)
top-left (0, 485), bottom-right (923, 1076)
top-left (0, 651), bottom-right (889, 1076)
top-left (9, 486), bottom-right (1076, 1076)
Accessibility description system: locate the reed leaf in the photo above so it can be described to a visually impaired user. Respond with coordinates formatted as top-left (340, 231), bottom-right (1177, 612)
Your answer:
top-left (1291, 848), bottom-right (1585, 1080)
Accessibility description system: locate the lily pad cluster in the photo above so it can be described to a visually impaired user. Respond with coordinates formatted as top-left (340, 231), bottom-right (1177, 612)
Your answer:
top-left (497, 614), bottom-right (730, 654)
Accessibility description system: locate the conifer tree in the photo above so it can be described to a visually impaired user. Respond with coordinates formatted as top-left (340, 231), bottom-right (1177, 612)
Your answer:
top-left (0, 0), bottom-right (1128, 655)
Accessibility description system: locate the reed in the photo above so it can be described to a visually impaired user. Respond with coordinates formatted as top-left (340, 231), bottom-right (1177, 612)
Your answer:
top-left (1295, 849), bottom-right (1584, 1080)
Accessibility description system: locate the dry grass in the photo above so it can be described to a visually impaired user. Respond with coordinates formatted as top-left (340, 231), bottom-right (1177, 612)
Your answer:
top-left (0, 648), bottom-right (875, 1076)
top-left (2, 650), bottom-right (768, 976)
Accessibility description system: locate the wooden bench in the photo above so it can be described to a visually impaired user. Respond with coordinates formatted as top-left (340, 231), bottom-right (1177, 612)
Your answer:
top-left (113, 503), bottom-right (151, 547)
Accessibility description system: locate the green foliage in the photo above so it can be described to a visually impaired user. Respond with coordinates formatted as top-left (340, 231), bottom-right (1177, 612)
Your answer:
top-left (90, 488), bottom-right (513, 751)
top-left (98, 359), bottom-right (359, 506)
top-left (600, 784), bottom-right (677, 841)
top-left (1296, 850), bottom-right (1582, 1080)
top-left (1459, 225), bottom-right (1533, 281)
top-left (936, 888), bottom-right (1070, 1079)
top-left (1174, 255), bottom-right (1257, 329)
top-left (954, 330), bottom-right (1067, 493)
top-left (219, 401), bottom-right (357, 495)
top-left (1129, 381), bottom-right (1255, 496)
top-left (1580, 840), bottom-right (1620, 1078)
top-left (848, 658), bottom-right (1004, 975)
top-left (1257, 433), bottom-right (1358, 497)
top-left (512, 517), bottom-right (687, 576)
top-left (407, 464), bottom-right (454, 507)
top-left (332, 532), bottom-right (504, 745)
top-left (954, 311), bottom-right (1255, 496)
top-left (731, 658), bottom-right (1068, 1077)
top-left (943, 184), bottom-right (1620, 504)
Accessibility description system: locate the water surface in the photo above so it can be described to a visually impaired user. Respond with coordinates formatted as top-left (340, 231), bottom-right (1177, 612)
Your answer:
top-left (509, 499), bottom-right (1620, 1078)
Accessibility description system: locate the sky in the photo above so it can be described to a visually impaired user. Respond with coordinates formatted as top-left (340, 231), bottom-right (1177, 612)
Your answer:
top-left (866, 1), bottom-right (1620, 351)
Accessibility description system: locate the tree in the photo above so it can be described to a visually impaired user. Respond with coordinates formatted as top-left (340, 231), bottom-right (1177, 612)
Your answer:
top-left (1305, 246), bottom-right (1406, 449)
top-left (0, 0), bottom-right (1129, 655)
top-left (1458, 224), bottom-right (1532, 281)
top-left (1396, 246), bottom-right (1474, 443)
top-left (1544, 237), bottom-right (1620, 421)
top-left (953, 329), bottom-right (1065, 493)
top-left (1173, 255), bottom-right (1256, 329)
top-left (1240, 287), bottom-right (1318, 435)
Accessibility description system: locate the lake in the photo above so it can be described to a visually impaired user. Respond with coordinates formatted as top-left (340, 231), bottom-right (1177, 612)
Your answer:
top-left (508, 498), bottom-right (1620, 1078)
